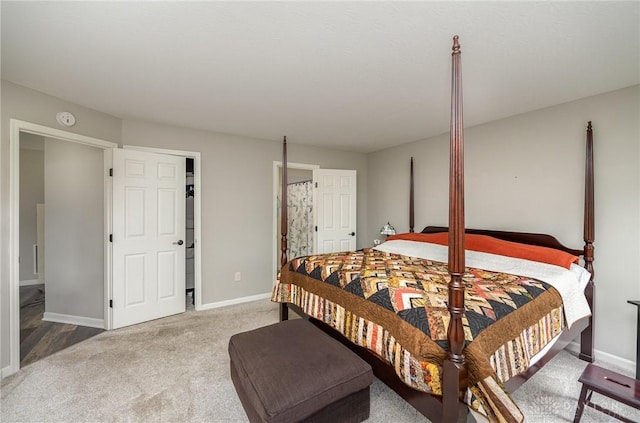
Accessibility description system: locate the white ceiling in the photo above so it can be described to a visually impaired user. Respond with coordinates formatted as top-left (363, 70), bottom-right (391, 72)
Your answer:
top-left (2, 2), bottom-right (638, 153)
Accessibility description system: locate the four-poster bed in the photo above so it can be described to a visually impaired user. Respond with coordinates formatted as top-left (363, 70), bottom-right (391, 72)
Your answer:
top-left (272, 36), bottom-right (595, 422)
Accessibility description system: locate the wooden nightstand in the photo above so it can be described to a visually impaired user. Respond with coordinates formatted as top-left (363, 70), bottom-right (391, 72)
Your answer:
top-left (573, 364), bottom-right (639, 422)
top-left (573, 300), bottom-right (640, 422)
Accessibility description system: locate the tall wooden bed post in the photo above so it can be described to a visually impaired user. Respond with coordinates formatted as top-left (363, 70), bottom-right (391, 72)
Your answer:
top-left (409, 157), bottom-right (415, 233)
top-left (279, 136), bottom-right (289, 322)
top-left (442, 35), bottom-right (468, 421)
top-left (580, 122), bottom-right (595, 362)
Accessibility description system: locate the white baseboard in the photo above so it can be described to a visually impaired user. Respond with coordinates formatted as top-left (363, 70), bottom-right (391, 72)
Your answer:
top-left (42, 312), bottom-right (104, 329)
top-left (19, 279), bottom-right (41, 287)
top-left (1, 365), bottom-right (15, 379)
top-left (199, 292), bottom-right (272, 311)
top-left (566, 341), bottom-right (636, 374)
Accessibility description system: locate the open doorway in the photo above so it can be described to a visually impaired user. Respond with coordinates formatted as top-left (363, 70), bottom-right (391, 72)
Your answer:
top-left (272, 161), bottom-right (319, 284)
top-left (7, 121), bottom-right (203, 377)
top-left (12, 126), bottom-right (114, 371)
top-left (19, 132), bottom-right (104, 367)
top-left (185, 158), bottom-right (195, 310)
top-left (272, 163), bottom-right (358, 283)
top-left (284, 170), bottom-right (314, 259)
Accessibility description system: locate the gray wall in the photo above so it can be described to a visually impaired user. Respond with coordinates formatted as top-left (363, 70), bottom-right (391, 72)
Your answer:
top-left (19, 134), bottom-right (45, 282)
top-left (2, 78), bottom-right (637, 371)
top-left (367, 85), bottom-right (640, 364)
top-left (1, 80), bottom-right (122, 370)
top-left (44, 138), bottom-right (104, 320)
top-left (121, 120), bottom-right (369, 305)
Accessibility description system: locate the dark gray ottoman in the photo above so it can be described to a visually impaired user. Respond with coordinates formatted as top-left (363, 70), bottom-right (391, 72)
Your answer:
top-left (229, 319), bottom-right (373, 423)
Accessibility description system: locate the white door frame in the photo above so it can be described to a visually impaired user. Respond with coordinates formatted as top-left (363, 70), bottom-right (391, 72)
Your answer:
top-left (123, 145), bottom-right (203, 311)
top-left (272, 161), bottom-right (319, 284)
top-left (7, 119), bottom-right (117, 378)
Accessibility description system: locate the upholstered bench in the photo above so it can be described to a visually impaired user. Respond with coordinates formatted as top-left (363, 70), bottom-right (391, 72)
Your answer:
top-left (229, 319), bottom-right (373, 423)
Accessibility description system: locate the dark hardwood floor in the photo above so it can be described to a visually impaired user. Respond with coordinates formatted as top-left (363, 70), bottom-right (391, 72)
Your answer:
top-left (20, 284), bottom-right (104, 367)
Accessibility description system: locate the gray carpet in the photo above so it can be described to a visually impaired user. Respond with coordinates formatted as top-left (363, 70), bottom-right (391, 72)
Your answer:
top-left (1, 299), bottom-right (637, 422)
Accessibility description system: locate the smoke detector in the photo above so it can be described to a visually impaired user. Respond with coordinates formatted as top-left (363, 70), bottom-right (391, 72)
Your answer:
top-left (56, 111), bottom-right (76, 127)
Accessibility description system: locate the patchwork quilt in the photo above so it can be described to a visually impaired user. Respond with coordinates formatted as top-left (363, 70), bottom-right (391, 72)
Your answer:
top-left (272, 248), bottom-right (566, 422)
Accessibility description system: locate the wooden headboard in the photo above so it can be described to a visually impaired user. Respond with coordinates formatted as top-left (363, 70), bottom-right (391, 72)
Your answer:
top-left (420, 226), bottom-right (585, 257)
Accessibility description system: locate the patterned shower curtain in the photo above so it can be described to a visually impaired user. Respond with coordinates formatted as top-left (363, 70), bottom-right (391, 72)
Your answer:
top-left (287, 181), bottom-right (314, 260)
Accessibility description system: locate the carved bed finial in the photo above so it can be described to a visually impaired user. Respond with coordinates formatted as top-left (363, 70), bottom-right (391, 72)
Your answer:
top-left (452, 35), bottom-right (460, 54)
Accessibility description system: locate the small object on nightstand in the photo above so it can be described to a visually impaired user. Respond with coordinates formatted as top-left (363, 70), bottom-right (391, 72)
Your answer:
top-left (379, 222), bottom-right (396, 237)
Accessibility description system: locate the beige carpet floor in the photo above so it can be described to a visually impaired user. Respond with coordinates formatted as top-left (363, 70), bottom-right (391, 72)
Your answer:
top-left (1, 299), bottom-right (638, 422)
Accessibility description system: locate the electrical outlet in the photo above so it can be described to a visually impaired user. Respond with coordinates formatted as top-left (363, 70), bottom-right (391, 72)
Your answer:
top-left (234, 271), bottom-right (242, 282)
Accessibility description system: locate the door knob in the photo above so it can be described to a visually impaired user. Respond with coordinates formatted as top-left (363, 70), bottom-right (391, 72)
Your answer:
top-left (348, 232), bottom-right (356, 236)
top-left (173, 240), bottom-right (184, 246)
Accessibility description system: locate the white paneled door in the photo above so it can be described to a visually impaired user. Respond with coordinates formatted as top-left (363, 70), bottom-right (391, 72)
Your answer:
top-left (111, 148), bottom-right (186, 329)
top-left (313, 169), bottom-right (357, 254)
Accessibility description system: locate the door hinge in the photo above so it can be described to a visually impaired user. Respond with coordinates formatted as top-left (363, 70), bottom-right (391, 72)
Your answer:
top-left (315, 182), bottom-right (318, 188)
top-left (109, 299), bottom-right (113, 308)
top-left (315, 226), bottom-right (318, 232)
top-left (109, 234), bottom-right (113, 242)
top-left (109, 168), bottom-right (113, 177)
